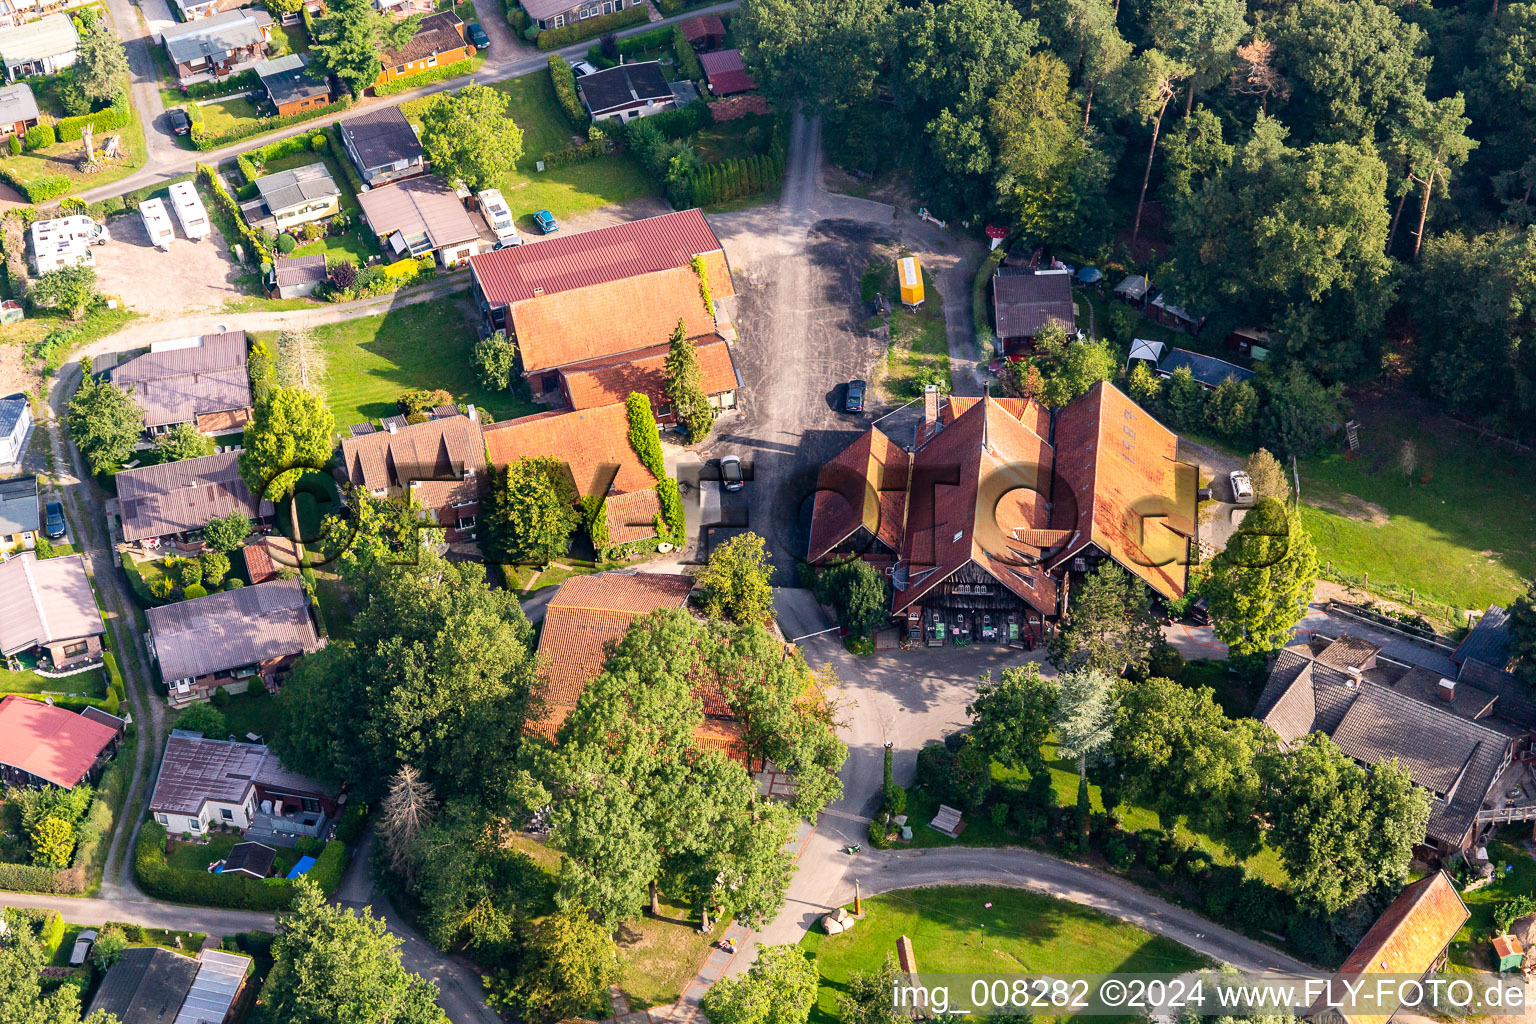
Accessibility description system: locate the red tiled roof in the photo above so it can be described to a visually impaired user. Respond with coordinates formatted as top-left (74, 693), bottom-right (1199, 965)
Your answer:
top-left (241, 543), bottom-right (275, 584)
top-left (509, 257), bottom-right (731, 374)
top-left (680, 14), bottom-right (724, 42)
top-left (701, 49), bottom-right (755, 95)
top-left (561, 338), bottom-right (738, 411)
top-left (0, 694), bottom-right (118, 788)
top-left (711, 95), bottom-right (771, 121)
top-left (531, 573), bottom-right (695, 738)
top-left (1309, 872), bottom-right (1468, 1024)
top-left (1047, 381), bottom-right (1197, 599)
top-left (481, 405), bottom-right (660, 544)
top-left (469, 209), bottom-right (726, 309)
top-left (806, 427), bottom-right (909, 562)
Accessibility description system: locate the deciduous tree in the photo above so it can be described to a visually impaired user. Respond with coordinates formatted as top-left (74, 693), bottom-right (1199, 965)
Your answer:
top-left (239, 386), bottom-right (336, 499)
top-left (1110, 48), bottom-right (1191, 247)
top-left (32, 264), bottom-right (98, 319)
top-left (967, 663), bottom-right (1057, 780)
top-left (1203, 496), bottom-right (1318, 656)
top-left (202, 511), bottom-right (252, 553)
top-left (154, 422), bottom-right (215, 463)
top-left (418, 83), bottom-right (525, 192)
top-left (733, 0), bottom-right (892, 118)
top-left (1048, 561), bottom-right (1161, 675)
top-left (1509, 580), bottom-right (1536, 692)
top-left (698, 532), bottom-right (774, 625)
top-left (473, 331), bottom-right (517, 392)
top-left (0, 909), bottom-right (119, 1024)
top-left (492, 906), bottom-right (620, 1023)
top-left (815, 558), bottom-right (888, 638)
top-left (67, 367), bottom-right (144, 476)
top-left (701, 944), bottom-right (819, 1024)
top-left (484, 458), bottom-right (579, 566)
top-left (174, 702), bottom-right (228, 739)
top-left (1149, 0), bottom-right (1247, 113)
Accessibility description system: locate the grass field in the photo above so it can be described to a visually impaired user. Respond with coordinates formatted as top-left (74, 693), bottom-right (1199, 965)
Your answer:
top-left (802, 886), bottom-right (1210, 1023)
top-left (0, 666), bottom-right (107, 698)
top-left (217, 688), bottom-right (283, 744)
top-left (196, 96), bottom-right (263, 134)
top-left (265, 292), bottom-right (537, 429)
top-left (3, 93), bottom-right (148, 196)
top-left (1450, 828), bottom-right (1536, 970)
top-left (875, 263), bottom-right (950, 401)
top-left (1295, 400), bottom-right (1536, 614)
top-left (403, 71), bottom-right (656, 231)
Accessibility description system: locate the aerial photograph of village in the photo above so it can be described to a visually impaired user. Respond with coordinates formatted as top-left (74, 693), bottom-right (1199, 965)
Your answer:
top-left (0, 0), bottom-right (1535, 1019)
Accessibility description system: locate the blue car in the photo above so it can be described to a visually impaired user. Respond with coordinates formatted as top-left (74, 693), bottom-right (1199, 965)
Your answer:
top-left (44, 501), bottom-right (66, 539)
top-left (533, 209), bottom-right (558, 234)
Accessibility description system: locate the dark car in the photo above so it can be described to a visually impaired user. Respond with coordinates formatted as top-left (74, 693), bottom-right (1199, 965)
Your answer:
top-left (1188, 597), bottom-right (1211, 625)
top-left (844, 379), bottom-right (866, 413)
top-left (466, 22), bottom-right (490, 48)
top-left (44, 501), bottom-right (65, 539)
top-left (168, 108), bottom-right (192, 136)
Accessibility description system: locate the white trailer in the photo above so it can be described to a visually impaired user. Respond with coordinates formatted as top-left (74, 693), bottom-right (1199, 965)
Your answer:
top-left (29, 236), bottom-right (95, 274)
top-left (167, 181), bottom-right (210, 241)
top-left (476, 188), bottom-right (520, 244)
top-left (140, 197), bottom-right (175, 251)
top-left (29, 215), bottom-right (110, 252)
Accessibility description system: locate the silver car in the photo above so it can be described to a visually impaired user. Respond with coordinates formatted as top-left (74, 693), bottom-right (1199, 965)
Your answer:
top-left (1229, 469), bottom-right (1255, 505)
top-left (69, 930), bottom-right (97, 967)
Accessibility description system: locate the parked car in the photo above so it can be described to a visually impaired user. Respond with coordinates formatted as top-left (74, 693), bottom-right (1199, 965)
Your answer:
top-left (721, 455), bottom-right (743, 492)
top-left (1188, 598), bottom-right (1211, 625)
top-left (570, 59), bottom-right (596, 76)
top-left (44, 500), bottom-right (65, 539)
top-left (466, 21), bottom-right (490, 47)
top-left (168, 108), bottom-right (192, 136)
top-left (1229, 469), bottom-right (1255, 505)
top-left (533, 209), bottom-right (558, 234)
top-left (844, 379), bottom-right (866, 413)
top-left (69, 930), bottom-right (97, 967)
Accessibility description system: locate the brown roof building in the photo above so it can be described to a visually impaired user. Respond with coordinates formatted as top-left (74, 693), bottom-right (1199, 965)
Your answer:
top-left (993, 268), bottom-right (1074, 349)
top-left (340, 407), bottom-right (485, 544)
top-left (0, 552), bottom-right (105, 668)
top-left (108, 331), bottom-right (252, 435)
top-left (373, 11), bottom-right (473, 87)
top-left (679, 14), bottom-right (725, 50)
top-left (1308, 872), bottom-right (1468, 1024)
top-left (149, 733), bottom-right (336, 836)
top-left (357, 175), bottom-right (483, 269)
top-left (116, 451), bottom-right (273, 545)
top-left (468, 209), bottom-right (736, 402)
top-left (807, 382), bottom-right (1197, 647)
top-left (531, 572), bottom-right (744, 760)
top-left (700, 49), bottom-right (755, 96)
top-left (146, 578), bottom-right (322, 707)
top-left (482, 404), bottom-right (660, 545)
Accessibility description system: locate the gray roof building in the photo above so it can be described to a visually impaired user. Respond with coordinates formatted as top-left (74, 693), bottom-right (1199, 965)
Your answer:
top-left (357, 175), bottom-right (478, 255)
top-left (149, 732), bottom-right (330, 817)
top-left (0, 82), bottom-right (37, 124)
top-left (253, 52), bottom-right (330, 107)
top-left (86, 946), bottom-right (200, 1024)
top-left (578, 60), bottom-right (672, 117)
top-left (0, 473), bottom-right (38, 536)
top-left (146, 578), bottom-right (320, 683)
top-left (993, 267), bottom-right (1074, 341)
top-left (254, 161), bottom-right (340, 214)
top-left (174, 949), bottom-right (251, 1024)
top-left (1157, 347), bottom-right (1255, 388)
top-left (0, 552), bottom-right (104, 657)
top-left (160, 7), bottom-right (272, 67)
top-left (0, 14), bottom-right (78, 67)
top-left (339, 105), bottom-right (423, 172)
top-left (109, 331), bottom-right (252, 430)
top-left (116, 451), bottom-right (272, 542)
top-left (1455, 605), bottom-right (1513, 670)
top-left (221, 840), bottom-right (276, 878)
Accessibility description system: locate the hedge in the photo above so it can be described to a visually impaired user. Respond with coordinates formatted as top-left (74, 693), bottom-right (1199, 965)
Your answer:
top-left (625, 392), bottom-right (666, 479)
top-left (672, 24), bottom-right (703, 80)
top-left (372, 58), bottom-right (474, 97)
top-left (135, 821), bottom-right (348, 910)
top-left (327, 123), bottom-right (366, 193)
top-left (24, 123), bottom-right (55, 150)
top-left (587, 24), bottom-right (670, 62)
top-left (183, 70), bottom-right (257, 100)
top-left (6, 691), bottom-right (118, 715)
top-left (334, 802), bottom-right (368, 844)
top-left (688, 152), bottom-right (784, 207)
top-left (0, 862), bottom-right (71, 893)
top-left (0, 171), bottom-right (73, 204)
top-left (547, 54), bottom-right (585, 129)
top-left (55, 96), bottom-right (132, 143)
top-left (534, 4), bottom-right (646, 49)
top-left (539, 137), bottom-right (612, 169)
top-left (190, 97), bottom-right (351, 151)
top-left (655, 478), bottom-right (685, 545)
top-left (197, 163), bottom-right (269, 264)
top-left (645, 100), bottom-right (713, 141)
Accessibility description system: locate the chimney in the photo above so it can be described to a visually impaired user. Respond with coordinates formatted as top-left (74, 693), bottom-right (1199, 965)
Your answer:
top-left (532, 286), bottom-right (544, 297)
top-left (1344, 666), bottom-right (1363, 688)
top-left (1438, 677), bottom-right (1457, 702)
top-left (387, 421), bottom-right (398, 434)
top-left (923, 383), bottom-right (939, 428)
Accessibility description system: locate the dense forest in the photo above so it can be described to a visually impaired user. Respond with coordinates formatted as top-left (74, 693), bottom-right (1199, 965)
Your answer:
top-left (735, 0), bottom-right (1536, 439)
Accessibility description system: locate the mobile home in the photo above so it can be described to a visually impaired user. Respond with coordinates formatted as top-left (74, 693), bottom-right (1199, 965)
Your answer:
top-left (140, 197), bottom-right (175, 251)
top-left (29, 235), bottom-right (93, 274)
top-left (476, 188), bottom-right (519, 244)
top-left (898, 255), bottom-right (924, 307)
top-left (29, 215), bottom-right (108, 250)
top-left (167, 181), bottom-right (210, 241)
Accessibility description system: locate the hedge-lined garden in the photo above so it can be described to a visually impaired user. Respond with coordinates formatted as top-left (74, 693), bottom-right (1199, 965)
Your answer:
top-left (372, 57), bottom-right (475, 97)
top-left (189, 97), bottom-right (352, 151)
top-left (135, 821), bottom-right (348, 910)
top-left (532, 4), bottom-right (646, 49)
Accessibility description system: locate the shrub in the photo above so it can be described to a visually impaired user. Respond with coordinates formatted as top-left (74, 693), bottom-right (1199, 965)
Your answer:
top-left (327, 259), bottom-right (357, 292)
top-left (182, 583), bottom-right (208, 599)
top-left (0, 171), bottom-right (73, 203)
top-left (55, 96), bottom-right (131, 143)
top-left (276, 232), bottom-right (297, 254)
top-left (624, 393), bottom-right (666, 478)
top-left (24, 122), bottom-right (55, 149)
top-left (646, 100), bottom-right (713, 140)
top-left (1180, 847), bottom-right (1214, 878)
top-left (295, 836), bottom-right (323, 856)
top-left (334, 802), bottom-right (368, 843)
top-left (170, 556), bottom-right (203, 588)
top-left (7, 135), bottom-right (19, 156)
top-left (672, 25), bottom-right (703, 80)
top-left (866, 819), bottom-right (889, 849)
top-left (372, 58), bottom-right (475, 97)
top-left (522, 23), bottom-right (540, 41)
top-left (1104, 833), bottom-right (1136, 870)
top-left (539, 138), bottom-right (612, 169)
top-left (311, 133), bottom-right (327, 151)
top-left (914, 742), bottom-right (953, 793)
top-left (1136, 828), bottom-right (1168, 867)
top-left (547, 55), bottom-right (586, 129)
top-left (533, 4), bottom-right (646, 49)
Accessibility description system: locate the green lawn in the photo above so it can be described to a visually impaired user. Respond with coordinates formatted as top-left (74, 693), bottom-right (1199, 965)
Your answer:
top-left (218, 687), bottom-right (284, 744)
top-left (878, 265), bottom-right (950, 401)
top-left (1450, 828), bottom-right (1536, 970)
top-left (3, 93), bottom-right (148, 197)
top-left (613, 897), bottom-right (725, 1010)
top-left (692, 114), bottom-right (778, 164)
top-left (802, 886), bottom-right (1211, 1024)
top-left (275, 470), bottom-right (342, 542)
top-left (0, 667), bottom-right (107, 698)
top-left (196, 96), bottom-right (264, 134)
top-left (1296, 402), bottom-right (1536, 614)
top-left (404, 70), bottom-right (656, 231)
top-left (269, 21), bottom-right (309, 55)
top-left (263, 293), bottom-right (537, 430)
top-left (165, 833), bottom-right (298, 878)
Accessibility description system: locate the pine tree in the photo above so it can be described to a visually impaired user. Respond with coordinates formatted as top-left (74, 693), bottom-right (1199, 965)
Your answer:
top-left (745, 155), bottom-right (760, 194)
top-left (664, 317), bottom-right (715, 443)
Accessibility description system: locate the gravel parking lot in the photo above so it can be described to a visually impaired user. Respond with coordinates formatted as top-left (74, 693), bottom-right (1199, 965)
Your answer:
top-left (93, 216), bottom-right (243, 316)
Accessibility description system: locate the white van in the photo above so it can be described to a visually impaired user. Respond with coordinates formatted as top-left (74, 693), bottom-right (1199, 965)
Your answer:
top-left (167, 181), bottom-right (210, 242)
top-left (477, 188), bottom-right (520, 245)
top-left (140, 197), bottom-right (175, 251)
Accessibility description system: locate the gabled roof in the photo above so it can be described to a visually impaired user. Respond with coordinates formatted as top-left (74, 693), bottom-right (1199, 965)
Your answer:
top-left (340, 410), bottom-right (485, 494)
top-left (146, 578), bottom-right (320, 682)
top-left (806, 426), bottom-right (909, 563)
top-left (482, 405), bottom-right (659, 544)
top-left (680, 14), bottom-right (725, 41)
top-left (0, 552), bottom-right (104, 656)
top-left (1048, 381), bottom-right (1197, 600)
top-left (174, 950), bottom-right (251, 1024)
top-left (1454, 605), bottom-right (1513, 669)
top-left (109, 331), bottom-right (251, 429)
top-left (378, 10), bottom-right (464, 67)
top-left (470, 208), bottom-right (727, 306)
top-left (116, 451), bottom-right (272, 541)
top-left (86, 946), bottom-right (199, 1024)
top-left (0, 393), bottom-right (27, 440)
top-left (1158, 347), bottom-right (1254, 387)
top-left (0, 473), bottom-right (38, 535)
top-left (150, 733), bottom-right (330, 816)
top-left (357, 175), bottom-right (479, 250)
top-left (578, 60), bottom-right (672, 114)
top-left (254, 53), bottom-right (331, 106)
top-left (274, 254), bottom-right (327, 287)
top-left (0, 695), bottom-right (119, 788)
top-left (255, 162), bottom-right (339, 214)
top-left (532, 572), bottom-right (695, 738)
top-left (509, 257), bottom-right (729, 374)
top-left (339, 105), bottom-right (423, 170)
top-left (1310, 873), bottom-right (1468, 1024)
top-left (0, 82), bottom-right (38, 124)
top-left (700, 48), bottom-right (755, 95)
top-left (560, 337), bottom-right (739, 411)
top-left (222, 841), bottom-right (276, 878)
top-left (162, 7), bottom-right (271, 65)
top-left (993, 268), bottom-right (1074, 339)
top-left (0, 13), bottom-right (77, 64)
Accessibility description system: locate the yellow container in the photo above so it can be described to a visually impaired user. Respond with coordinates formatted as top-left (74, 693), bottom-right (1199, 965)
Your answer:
top-left (898, 256), bottom-right (924, 307)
